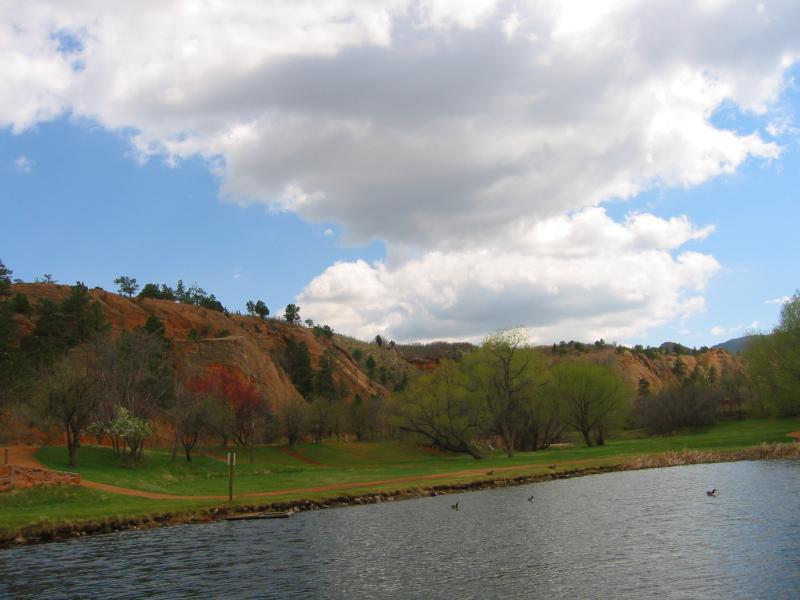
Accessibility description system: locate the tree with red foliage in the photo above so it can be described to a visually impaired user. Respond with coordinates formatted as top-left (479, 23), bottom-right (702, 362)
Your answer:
top-left (189, 365), bottom-right (269, 462)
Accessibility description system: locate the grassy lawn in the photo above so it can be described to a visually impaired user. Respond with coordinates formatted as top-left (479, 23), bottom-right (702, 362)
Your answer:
top-left (34, 418), bottom-right (799, 496)
top-left (0, 486), bottom-right (213, 538)
top-left (3, 417), bottom-right (797, 539)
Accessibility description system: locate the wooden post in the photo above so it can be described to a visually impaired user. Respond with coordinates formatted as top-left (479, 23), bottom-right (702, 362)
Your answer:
top-left (228, 452), bottom-right (235, 503)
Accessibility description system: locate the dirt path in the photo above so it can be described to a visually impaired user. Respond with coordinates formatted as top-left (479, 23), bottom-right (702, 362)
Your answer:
top-left (278, 447), bottom-right (324, 466)
top-left (3, 445), bottom-right (614, 502)
top-left (4, 446), bottom-right (43, 469)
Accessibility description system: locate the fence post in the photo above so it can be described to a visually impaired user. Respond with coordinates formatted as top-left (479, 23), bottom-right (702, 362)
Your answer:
top-left (228, 452), bottom-right (236, 503)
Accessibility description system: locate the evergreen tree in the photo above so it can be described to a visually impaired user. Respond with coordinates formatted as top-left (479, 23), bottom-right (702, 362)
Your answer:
top-left (286, 337), bottom-right (313, 397)
top-left (0, 259), bottom-right (12, 296)
top-left (284, 303), bottom-right (301, 325)
top-left (114, 275), bottom-right (139, 298)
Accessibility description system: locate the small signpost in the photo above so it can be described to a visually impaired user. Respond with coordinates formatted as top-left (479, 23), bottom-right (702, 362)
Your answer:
top-left (227, 452), bottom-right (236, 503)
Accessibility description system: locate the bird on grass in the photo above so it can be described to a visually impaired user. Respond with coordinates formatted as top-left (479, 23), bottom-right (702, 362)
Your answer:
top-left (451, 502), bottom-right (459, 511)
top-left (706, 489), bottom-right (718, 497)
top-left (527, 495), bottom-right (534, 503)
top-left (486, 470), bottom-right (494, 476)
top-left (548, 464), bottom-right (557, 470)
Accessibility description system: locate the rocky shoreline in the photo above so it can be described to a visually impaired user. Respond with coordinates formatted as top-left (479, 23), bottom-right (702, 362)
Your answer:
top-left (2, 442), bottom-right (798, 548)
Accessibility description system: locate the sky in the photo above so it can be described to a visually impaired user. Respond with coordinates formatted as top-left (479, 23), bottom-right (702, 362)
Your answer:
top-left (1, 0), bottom-right (799, 347)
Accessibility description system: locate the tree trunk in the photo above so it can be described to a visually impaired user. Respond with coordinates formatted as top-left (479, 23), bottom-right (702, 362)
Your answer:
top-left (594, 428), bottom-right (606, 446)
top-left (463, 444), bottom-right (483, 460)
top-left (66, 422), bottom-right (80, 467)
top-left (581, 428), bottom-right (593, 447)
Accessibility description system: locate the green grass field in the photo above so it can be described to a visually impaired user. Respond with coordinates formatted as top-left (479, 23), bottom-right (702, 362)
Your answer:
top-left (2, 417), bottom-right (798, 539)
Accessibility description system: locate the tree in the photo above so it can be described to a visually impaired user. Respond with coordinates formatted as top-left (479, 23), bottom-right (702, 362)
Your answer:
top-left (138, 283), bottom-right (175, 300)
top-left (394, 359), bottom-right (484, 458)
top-left (35, 346), bottom-right (104, 466)
top-left (637, 377), bottom-right (651, 398)
top-left (175, 279), bottom-right (187, 302)
top-left (0, 300), bottom-right (19, 409)
top-left (348, 393), bottom-right (387, 441)
top-left (286, 338), bottom-right (314, 397)
top-left (634, 380), bottom-right (719, 435)
top-left (173, 377), bottom-right (212, 460)
top-left (114, 275), bottom-right (139, 298)
top-left (746, 291), bottom-right (800, 415)
top-left (142, 315), bottom-right (166, 338)
top-left (280, 397), bottom-right (308, 445)
top-left (477, 328), bottom-right (544, 457)
top-left (365, 355), bottom-right (377, 378)
top-left (109, 407), bottom-right (151, 468)
top-left (103, 329), bottom-right (173, 436)
top-left (191, 366), bottom-right (269, 460)
top-left (284, 303), bottom-right (301, 325)
top-left (0, 259), bottom-right (12, 296)
top-left (553, 361), bottom-right (631, 446)
top-left (254, 300), bottom-right (269, 319)
top-left (672, 357), bottom-right (687, 382)
top-left (375, 334), bottom-right (383, 347)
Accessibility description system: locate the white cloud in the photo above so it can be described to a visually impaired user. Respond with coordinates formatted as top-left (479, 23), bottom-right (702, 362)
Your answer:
top-left (710, 320), bottom-right (761, 338)
top-left (0, 1), bottom-right (794, 248)
top-left (13, 155), bottom-right (34, 174)
top-left (323, 228), bottom-right (335, 237)
top-left (300, 208), bottom-right (720, 342)
top-left (2, 1), bottom-right (798, 341)
top-left (765, 296), bottom-right (790, 305)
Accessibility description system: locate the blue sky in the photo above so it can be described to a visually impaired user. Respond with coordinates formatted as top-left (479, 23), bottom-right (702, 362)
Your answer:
top-left (2, 2), bottom-right (799, 347)
top-left (2, 119), bottom-right (385, 319)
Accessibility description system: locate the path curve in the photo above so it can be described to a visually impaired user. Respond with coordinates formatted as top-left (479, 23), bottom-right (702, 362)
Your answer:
top-left (3, 446), bottom-right (611, 502)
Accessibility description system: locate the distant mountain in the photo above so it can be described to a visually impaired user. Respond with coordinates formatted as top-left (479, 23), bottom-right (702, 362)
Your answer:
top-left (713, 335), bottom-right (762, 354)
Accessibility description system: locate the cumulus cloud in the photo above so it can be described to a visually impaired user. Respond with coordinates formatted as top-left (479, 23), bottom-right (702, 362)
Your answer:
top-left (1, 1), bottom-right (795, 245)
top-left (2, 1), bottom-right (798, 341)
top-left (299, 208), bottom-right (720, 342)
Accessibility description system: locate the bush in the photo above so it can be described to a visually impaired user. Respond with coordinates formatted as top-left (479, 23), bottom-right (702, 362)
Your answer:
top-left (634, 383), bottom-right (720, 435)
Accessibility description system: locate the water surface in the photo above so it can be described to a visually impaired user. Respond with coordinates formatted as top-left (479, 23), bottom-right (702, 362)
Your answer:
top-left (2, 460), bottom-right (799, 599)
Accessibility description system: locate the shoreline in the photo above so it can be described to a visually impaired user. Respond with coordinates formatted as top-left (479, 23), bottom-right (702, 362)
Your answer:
top-left (2, 442), bottom-right (798, 549)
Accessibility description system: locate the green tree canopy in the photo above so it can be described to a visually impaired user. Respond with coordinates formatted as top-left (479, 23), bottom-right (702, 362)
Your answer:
top-left (746, 290), bottom-right (800, 415)
top-left (284, 303), bottom-right (301, 325)
top-left (114, 275), bottom-right (139, 298)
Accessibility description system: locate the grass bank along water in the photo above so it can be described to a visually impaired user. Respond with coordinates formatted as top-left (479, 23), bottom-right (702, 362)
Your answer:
top-left (1, 418), bottom-right (798, 547)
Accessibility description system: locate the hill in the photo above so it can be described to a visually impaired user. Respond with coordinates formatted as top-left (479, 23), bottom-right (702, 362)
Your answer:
top-left (713, 335), bottom-right (761, 354)
top-left (7, 283), bottom-right (388, 419)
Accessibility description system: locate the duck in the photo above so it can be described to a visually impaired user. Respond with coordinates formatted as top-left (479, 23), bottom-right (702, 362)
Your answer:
top-left (548, 464), bottom-right (557, 470)
top-left (706, 489), bottom-right (717, 497)
top-left (451, 501), bottom-right (459, 511)
top-left (527, 495), bottom-right (534, 502)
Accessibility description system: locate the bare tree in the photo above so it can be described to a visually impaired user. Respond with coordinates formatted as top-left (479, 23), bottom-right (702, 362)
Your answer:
top-left (36, 347), bottom-right (104, 466)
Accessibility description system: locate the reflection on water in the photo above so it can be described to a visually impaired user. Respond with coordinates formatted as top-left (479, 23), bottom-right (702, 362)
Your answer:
top-left (2, 460), bottom-right (800, 599)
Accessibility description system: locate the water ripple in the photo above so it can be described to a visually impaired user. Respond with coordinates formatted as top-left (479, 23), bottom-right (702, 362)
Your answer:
top-left (2, 460), bottom-right (799, 599)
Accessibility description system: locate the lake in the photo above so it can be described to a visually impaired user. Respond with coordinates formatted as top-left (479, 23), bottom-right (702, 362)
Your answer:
top-left (2, 460), bottom-right (799, 599)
